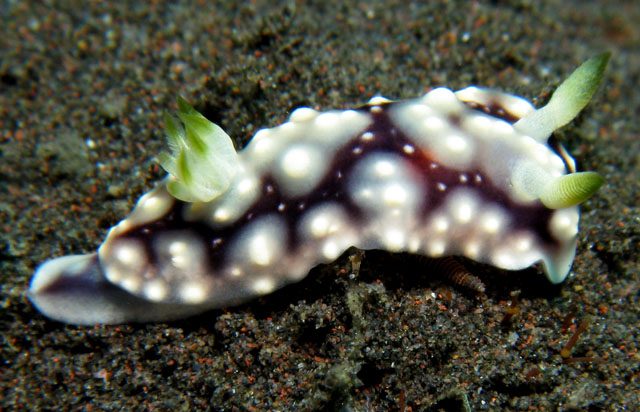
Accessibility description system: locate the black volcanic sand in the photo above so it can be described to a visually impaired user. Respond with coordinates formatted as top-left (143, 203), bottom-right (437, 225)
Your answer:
top-left (1, 1), bottom-right (638, 410)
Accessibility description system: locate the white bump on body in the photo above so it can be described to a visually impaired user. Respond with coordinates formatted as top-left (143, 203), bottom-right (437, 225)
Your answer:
top-left (106, 186), bottom-right (175, 236)
top-left (229, 215), bottom-right (287, 270)
top-left (281, 146), bottom-right (315, 178)
top-left (155, 232), bottom-right (208, 284)
top-left (298, 203), bottom-right (356, 263)
top-left (490, 231), bottom-right (543, 271)
top-left (479, 207), bottom-right (507, 235)
top-left (464, 240), bottom-right (481, 259)
top-left (289, 107), bottom-right (318, 122)
top-left (249, 234), bottom-right (275, 266)
top-left (143, 279), bottom-right (168, 302)
top-left (322, 241), bottom-right (342, 261)
top-left (549, 208), bottom-right (579, 241)
top-left (421, 87), bottom-right (464, 114)
top-left (273, 144), bottom-right (326, 197)
top-left (368, 96), bottom-right (391, 105)
top-left (303, 204), bottom-right (346, 239)
top-left (427, 239), bottom-right (446, 257)
top-left (168, 240), bottom-right (191, 268)
top-left (348, 153), bottom-right (424, 219)
top-left (461, 114), bottom-right (493, 140)
top-left (448, 189), bottom-right (477, 224)
top-left (180, 281), bottom-right (208, 304)
top-left (431, 215), bottom-right (449, 233)
top-left (252, 277), bottom-right (276, 294)
top-left (102, 239), bottom-right (147, 284)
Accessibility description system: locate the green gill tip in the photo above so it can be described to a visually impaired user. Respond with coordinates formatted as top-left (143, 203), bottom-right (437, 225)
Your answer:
top-left (540, 171), bottom-right (605, 209)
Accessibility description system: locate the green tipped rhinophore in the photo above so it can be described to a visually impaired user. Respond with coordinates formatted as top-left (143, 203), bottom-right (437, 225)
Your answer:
top-left (159, 97), bottom-right (239, 202)
top-left (514, 52), bottom-right (611, 141)
top-left (540, 171), bottom-right (606, 209)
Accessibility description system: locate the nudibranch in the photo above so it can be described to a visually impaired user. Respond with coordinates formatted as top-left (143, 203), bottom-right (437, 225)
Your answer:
top-left (29, 54), bottom-right (609, 325)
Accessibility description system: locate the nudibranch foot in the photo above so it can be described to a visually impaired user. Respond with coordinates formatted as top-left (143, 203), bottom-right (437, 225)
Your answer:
top-left (29, 55), bottom-right (609, 324)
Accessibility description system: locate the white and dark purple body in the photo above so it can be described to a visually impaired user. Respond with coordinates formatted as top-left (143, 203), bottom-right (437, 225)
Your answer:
top-left (28, 55), bottom-right (609, 325)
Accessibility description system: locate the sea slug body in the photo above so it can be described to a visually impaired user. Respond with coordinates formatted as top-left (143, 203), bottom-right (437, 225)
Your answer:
top-left (28, 54), bottom-right (609, 325)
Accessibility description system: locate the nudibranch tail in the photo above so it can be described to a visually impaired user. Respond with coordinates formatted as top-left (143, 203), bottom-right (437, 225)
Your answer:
top-left (514, 52), bottom-right (610, 142)
top-left (27, 253), bottom-right (213, 324)
top-left (158, 96), bottom-right (240, 203)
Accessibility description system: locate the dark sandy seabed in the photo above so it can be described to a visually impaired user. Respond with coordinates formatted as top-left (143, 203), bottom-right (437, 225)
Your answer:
top-left (1, 1), bottom-right (639, 411)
